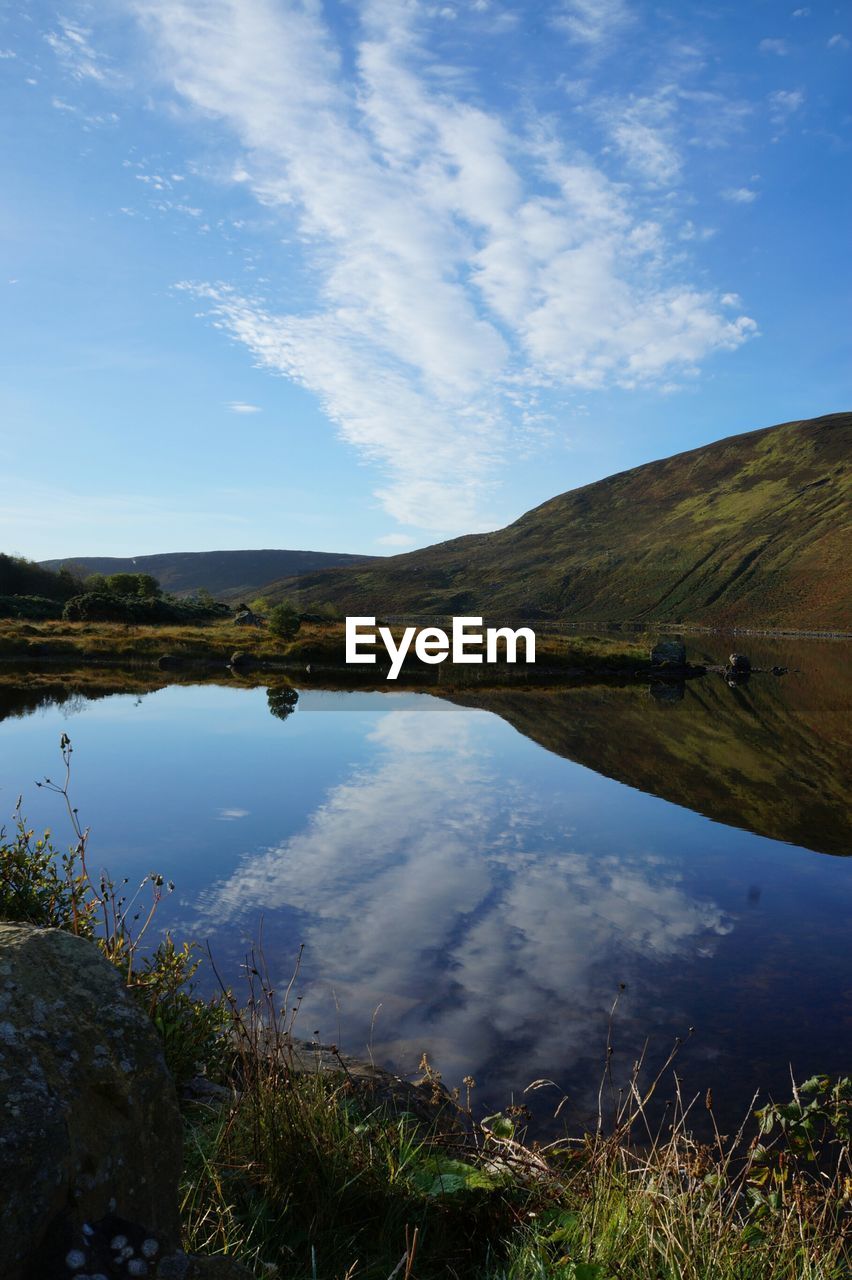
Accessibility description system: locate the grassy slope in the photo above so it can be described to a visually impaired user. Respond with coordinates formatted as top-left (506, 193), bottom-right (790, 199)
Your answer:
top-left (39, 548), bottom-right (379, 600)
top-left (265, 413), bottom-right (851, 628)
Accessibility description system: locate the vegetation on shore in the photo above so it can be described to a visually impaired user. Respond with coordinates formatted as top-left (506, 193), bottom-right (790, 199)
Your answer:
top-left (0, 615), bottom-right (655, 679)
top-left (3, 740), bottom-right (852, 1278)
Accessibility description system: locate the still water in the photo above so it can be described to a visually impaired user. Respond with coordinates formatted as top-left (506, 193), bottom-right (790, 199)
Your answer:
top-left (1, 637), bottom-right (850, 1133)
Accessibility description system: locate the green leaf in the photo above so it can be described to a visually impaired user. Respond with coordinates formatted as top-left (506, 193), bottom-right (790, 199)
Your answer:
top-left (546, 1212), bottom-right (580, 1243)
top-left (481, 1111), bottom-right (515, 1140)
top-left (409, 1156), bottom-right (498, 1197)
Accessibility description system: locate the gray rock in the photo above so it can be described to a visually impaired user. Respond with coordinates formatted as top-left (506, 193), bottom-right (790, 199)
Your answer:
top-left (727, 652), bottom-right (751, 674)
top-left (0, 924), bottom-right (182, 1279)
top-left (233, 610), bottom-right (263, 628)
top-left (229, 651), bottom-right (255, 669)
top-left (649, 639), bottom-right (686, 667)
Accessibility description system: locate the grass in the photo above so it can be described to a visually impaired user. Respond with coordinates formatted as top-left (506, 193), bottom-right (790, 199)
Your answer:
top-left (0, 616), bottom-right (651, 679)
top-left (174, 966), bottom-right (852, 1279)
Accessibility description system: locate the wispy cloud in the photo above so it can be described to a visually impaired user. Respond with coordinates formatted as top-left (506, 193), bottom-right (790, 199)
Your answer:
top-left (45, 16), bottom-right (112, 82)
top-left (721, 186), bottom-right (759, 204)
top-left (759, 38), bottom-right (790, 57)
top-left (552, 0), bottom-right (632, 46)
top-left (226, 401), bottom-right (261, 414)
top-left (376, 532), bottom-right (417, 548)
top-left (768, 88), bottom-right (804, 125)
top-left (130, 0), bottom-right (754, 532)
top-left (187, 707), bottom-right (731, 1085)
top-left (827, 34), bottom-right (850, 51)
top-left (607, 90), bottom-right (682, 186)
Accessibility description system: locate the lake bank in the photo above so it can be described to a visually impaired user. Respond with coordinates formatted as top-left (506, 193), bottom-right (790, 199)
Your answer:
top-left (0, 617), bottom-right (727, 684)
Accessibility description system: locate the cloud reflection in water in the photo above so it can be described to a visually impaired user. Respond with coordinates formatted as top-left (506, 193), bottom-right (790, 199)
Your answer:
top-left (189, 704), bottom-right (732, 1104)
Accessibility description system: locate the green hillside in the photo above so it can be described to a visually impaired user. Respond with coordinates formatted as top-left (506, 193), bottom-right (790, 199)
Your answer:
top-left (268, 413), bottom-right (851, 629)
top-left (40, 548), bottom-right (378, 601)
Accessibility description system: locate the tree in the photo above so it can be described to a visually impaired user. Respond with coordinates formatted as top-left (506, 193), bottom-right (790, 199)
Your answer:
top-left (267, 602), bottom-right (301, 641)
top-left (267, 686), bottom-right (299, 720)
top-left (104, 572), bottom-right (161, 598)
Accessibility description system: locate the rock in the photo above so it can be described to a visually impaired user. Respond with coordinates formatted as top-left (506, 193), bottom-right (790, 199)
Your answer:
top-left (649, 639), bottom-right (686, 668)
top-left (157, 654), bottom-right (183, 670)
top-left (0, 924), bottom-right (182, 1279)
top-left (233, 610), bottom-right (262, 628)
top-left (727, 653), bottom-right (752, 674)
top-left (772, 665), bottom-right (788, 676)
top-left (229, 651), bottom-right (255, 669)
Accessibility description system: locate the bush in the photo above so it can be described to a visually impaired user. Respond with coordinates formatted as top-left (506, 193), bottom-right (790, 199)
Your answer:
top-left (0, 554), bottom-right (82, 601)
top-left (0, 594), bottom-right (65, 620)
top-left (62, 591), bottom-right (230, 625)
top-left (267, 601), bottom-right (301, 640)
top-left (102, 571), bottom-right (162, 599)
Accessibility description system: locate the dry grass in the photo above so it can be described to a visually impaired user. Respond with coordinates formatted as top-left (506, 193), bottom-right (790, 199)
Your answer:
top-left (0, 617), bottom-right (649, 677)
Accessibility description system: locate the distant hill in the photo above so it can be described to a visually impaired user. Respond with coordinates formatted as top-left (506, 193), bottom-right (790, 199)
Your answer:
top-left (266, 413), bottom-right (851, 629)
top-left (40, 549), bottom-right (379, 601)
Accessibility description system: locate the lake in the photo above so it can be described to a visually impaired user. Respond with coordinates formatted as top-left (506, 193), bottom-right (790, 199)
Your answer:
top-left (2, 634), bottom-right (850, 1135)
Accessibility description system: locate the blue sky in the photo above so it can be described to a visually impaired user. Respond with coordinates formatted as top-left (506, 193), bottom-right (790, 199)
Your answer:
top-left (1, 0), bottom-right (850, 559)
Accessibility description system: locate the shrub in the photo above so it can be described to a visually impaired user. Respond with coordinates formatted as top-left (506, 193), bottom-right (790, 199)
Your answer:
top-left (62, 591), bottom-right (229, 625)
top-left (267, 601), bottom-right (301, 640)
top-left (0, 594), bottom-right (65, 620)
top-left (0, 554), bottom-right (82, 601)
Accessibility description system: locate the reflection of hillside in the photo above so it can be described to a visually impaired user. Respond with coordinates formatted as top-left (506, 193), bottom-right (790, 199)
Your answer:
top-left (443, 662), bottom-right (852, 857)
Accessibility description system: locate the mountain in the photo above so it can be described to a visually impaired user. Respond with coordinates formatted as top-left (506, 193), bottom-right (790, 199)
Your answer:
top-left (266, 413), bottom-right (851, 629)
top-left (40, 549), bottom-right (379, 601)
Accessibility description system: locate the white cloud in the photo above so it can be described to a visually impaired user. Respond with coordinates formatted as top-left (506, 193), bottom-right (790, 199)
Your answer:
top-left (186, 706), bottom-right (732, 1084)
top-left (607, 91), bottom-right (682, 186)
top-left (226, 401), bottom-right (261, 414)
top-left (759, 38), bottom-right (790, 56)
top-left (791, 7), bottom-right (810, 16)
top-left (827, 33), bottom-right (850, 51)
top-left (376, 532), bottom-right (417, 547)
top-left (131, 0), bottom-right (755, 532)
top-left (553, 0), bottom-right (631, 46)
top-left (45, 17), bottom-right (112, 82)
top-left (217, 807), bottom-right (250, 820)
top-left (721, 186), bottom-right (759, 204)
top-left (768, 88), bottom-right (805, 124)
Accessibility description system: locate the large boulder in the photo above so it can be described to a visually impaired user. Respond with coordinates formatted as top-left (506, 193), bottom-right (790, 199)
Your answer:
top-left (727, 652), bottom-right (752, 674)
top-left (0, 924), bottom-right (183, 1278)
top-left (649, 639), bottom-right (686, 668)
